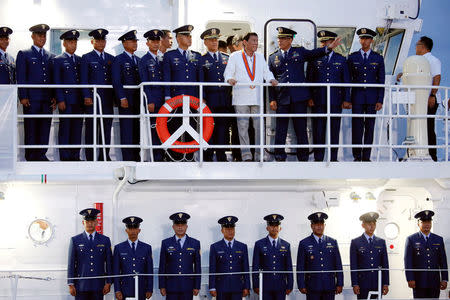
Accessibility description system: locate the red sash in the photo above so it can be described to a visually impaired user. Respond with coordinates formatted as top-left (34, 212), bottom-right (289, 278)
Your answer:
top-left (242, 50), bottom-right (255, 81)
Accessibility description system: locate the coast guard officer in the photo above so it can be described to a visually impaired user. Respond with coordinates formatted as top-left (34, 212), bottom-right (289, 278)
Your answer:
top-left (297, 212), bottom-right (343, 300)
top-left (209, 216), bottom-right (250, 300)
top-left (80, 28), bottom-right (115, 161)
top-left (16, 24), bottom-right (55, 161)
top-left (404, 210), bottom-right (448, 298)
top-left (138, 29), bottom-right (165, 162)
top-left (350, 212), bottom-right (389, 299)
top-left (199, 28), bottom-right (232, 162)
top-left (67, 208), bottom-right (112, 299)
top-left (0, 27), bottom-right (15, 84)
top-left (112, 30), bottom-right (141, 161)
top-left (159, 212), bottom-right (201, 300)
top-left (113, 216), bottom-right (153, 300)
top-left (252, 214), bottom-right (293, 300)
top-left (268, 27), bottom-right (341, 161)
top-left (162, 25), bottom-right (201, 161)
top-left (347, 28), bottom-right (385, 161)
top-left (53, 30), bottom-right (82, 161)
top-left (306, 30), bottom-right (350, 162)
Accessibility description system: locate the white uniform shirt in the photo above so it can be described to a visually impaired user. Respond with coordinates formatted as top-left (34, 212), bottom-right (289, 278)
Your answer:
top-left (423, 52), bottom-right (442, 102)
top-left (224, 50), bottom-right (274, 106)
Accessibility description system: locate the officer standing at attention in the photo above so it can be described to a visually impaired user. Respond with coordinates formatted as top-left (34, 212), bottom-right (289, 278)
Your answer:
top-left (159, 212), bottom-right (201, 300)
top-left (80, 28), bottom-right (115, 161)
top-left (404, 210), bottom-right (448, 298)
top-left (350, 212), bottom-right (389, 299)
top-left (139, 29), bottom-right (165, 162)
top-left (199, 28), bottom-right (232, 162)
top-left (306, 30), bottom-right (350, 162)
top-left (209, 216), bottom-right (250, 300)
top-left (113, 216), bottom-right (153, 300)
top-left (112, 30), bottom-right (141, 161)
top-left (268, 27), bottom-right (341, 162)
top-left (67, 208), bottom-right (112, 299)
top-left (16, 24), bottom-right (56, 161)
top-left (53, 30), bottom-right (83, 161)
top-left (162, 25), bottom-right (201, 161)
top-left (347, 28), bottom-right (385, 162)
top-left (297, 212), bottom-right (343, 300)
top-left (0, 27), bottom-right (15, 84)
top-left (252, 214), bottom-right (293, 300)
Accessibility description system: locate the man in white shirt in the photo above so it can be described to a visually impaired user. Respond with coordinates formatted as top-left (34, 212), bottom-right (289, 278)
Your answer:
top-left (224, 32), bottom-right (278, 161)
top-left (416, 36), bottom-right (441, 161)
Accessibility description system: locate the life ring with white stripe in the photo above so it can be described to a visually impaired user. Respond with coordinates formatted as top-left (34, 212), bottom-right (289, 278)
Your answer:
top-left (156, 95), bottom-right (214, 154)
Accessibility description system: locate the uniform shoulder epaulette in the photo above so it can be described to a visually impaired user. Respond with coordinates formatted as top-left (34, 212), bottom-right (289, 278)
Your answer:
top-left (191, 50), bottom-right (201, 55)
top-left (220, 52), bottom-right (229, 57)
top-left (349, 51), bottom-right (359, 56)
top-left (269, 50), bottom-right (279, 57)
top-left (166, 49), bottom-right (177, 55)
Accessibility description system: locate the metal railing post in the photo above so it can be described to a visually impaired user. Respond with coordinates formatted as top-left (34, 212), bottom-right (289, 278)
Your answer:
top-left (199, 83), bottom-right (204, 166)
top-left (326, 84), bottom-right (331, 164)
top-left (259, 271), bottom-right (263, 300)
top-left (377, 267), bottom-right (382, 299)
top-left (11, 274), bottom-right (18, 300)
top-left (139, 85), bottom-right (145, 162)
top-left (134, 274), bottom-right (139, 300)
top-left (93, 87), bottom-right (98, 162)
top-left (95, 92), bottom-right (107, 161)
top-left (445, 88), bottom-right (448, 162)
top-left (259, 83), bottom-right (264, 164)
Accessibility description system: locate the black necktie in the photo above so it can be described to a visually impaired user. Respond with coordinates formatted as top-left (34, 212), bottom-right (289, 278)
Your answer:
top-left (183, 50), bottom-right (187, 60)
top-left (132, 242), bottom-right (136, 253)
top-left (132, 55), bottom-right (136, 65)
top-left (177, 238), bottom-right (182, 248)
top-left (272, 240), bottom-right (276, 248)
top-left (39, 49), bottom-right (43, 58)
top-left (318, 238), bottom-right (322, 245)
top-left (369, 237), bottom-right (373, 244)
top-left (100, 53), bottom-right (104, 61)
top-left (228, 241), bottom-right (232, 249)
top-left (363, 52), bottom-right (367, 63)
top-left (213, 52), bottom-right (218, 62)
top-left (89, 234), bottom-right (93, 246)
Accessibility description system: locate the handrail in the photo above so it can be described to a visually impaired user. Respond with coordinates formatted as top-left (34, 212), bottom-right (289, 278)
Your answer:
top-left (4, 81), bottom-right (449, 163)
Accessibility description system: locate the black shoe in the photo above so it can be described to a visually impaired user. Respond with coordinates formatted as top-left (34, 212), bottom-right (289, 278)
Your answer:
top-left (275, 157), bottom-right (286, 162)
top-left (353, 158), bottom-right (362, 162)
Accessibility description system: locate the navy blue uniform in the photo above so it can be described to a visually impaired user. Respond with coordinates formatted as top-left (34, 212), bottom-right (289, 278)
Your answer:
top-left (306, 52), bottom-right (350, 161)
top-left (16, 46), bottom-right (55, 161)
top-left (350, 235), bottom-right (389, 299)
top-left (113, 240), bottom-right (153, 300)
top-left (67, 232), bottom-right (112, 300)
top-left (252, 237), bottom-right (293, 300)
top-left (80, 50), bottom-right (115, 161)
top-left (297, 234), bottom-right (343, 300)
top-left (0, 51), bottom-right (15, 84)
top-left (52, 53), bottom-right (82, 161)
top-left (209, 239), bottom-right (250, 300)
top-left (199, 52), bottom-right (231, 161)
top-left (112, 52), bottom-right (141, 161)
top-left (404, 232), bottom-right (448, 298)
top-left (268, 46), bottom-right (327, 161)
top-left (158, 235), bottom-right (201, 300)
top-left (347, 50), bottom-right (385, 161)
top-left (138, 51), bottom-right (164, 161)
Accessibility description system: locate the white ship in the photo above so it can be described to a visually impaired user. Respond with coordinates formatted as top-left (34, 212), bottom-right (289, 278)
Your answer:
top-left (0, 0), bottom-right (449, 299)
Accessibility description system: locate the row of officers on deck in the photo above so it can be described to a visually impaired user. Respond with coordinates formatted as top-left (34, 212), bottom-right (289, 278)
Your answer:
top-left (68, 209), bottom-right (447, 300)
top-left (0, 23), bottom-right (387, 163)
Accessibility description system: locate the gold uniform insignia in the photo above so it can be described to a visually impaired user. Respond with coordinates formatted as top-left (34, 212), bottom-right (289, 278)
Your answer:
top-left (188, 25), bottom-right (193, 31)
top-left (3, 28), bottom-right (6, 33)
top-left (98, 29), bottom-right (102, 35)
top-left (278, 28), bottom-right (283, 33)
top-left (72, 30), bottom-right (76, 35)
top-left (41, 24), bottom-right (45, 30)
top-left (178, 213), bottom-right (183, 218)
top-left (317, 212), bottom-right (322, 218)
top-left (87, 209), bottom-right (92, 214)
top-left (272, 215), bottom-right (277, 220)
top-left (212, 28), bottom-right (216, 35)
top-left (361, 28), bottom-right (367, 34)
top-left (320, 31), bottom-right (325, 37)
top-left (154, 30), bottom-right (158, 35)
top-left (227, 217), bottom-right (232, 222)
top-left (130, 217), bottom-right (135, 223)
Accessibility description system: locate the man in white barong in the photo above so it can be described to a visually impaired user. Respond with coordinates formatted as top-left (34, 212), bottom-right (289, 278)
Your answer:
top-left (224, 32), bottom-right (278, 161)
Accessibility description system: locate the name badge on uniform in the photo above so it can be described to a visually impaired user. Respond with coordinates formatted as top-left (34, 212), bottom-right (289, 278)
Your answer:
top-left (121, 252), bottom-right (128, 255)
top-left (235, 251), bottom-right (243, 253)
top-left (370, 62), bottom-right (378, 65)
top-left (97, 244), bottom-right (105, 247)
top-left (218, 251), bottom-right (224, 254)
top-left (78, 244), bottom-right (84, 247)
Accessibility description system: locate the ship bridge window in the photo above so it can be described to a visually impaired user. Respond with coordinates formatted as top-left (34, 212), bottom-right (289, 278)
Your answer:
top-left (316, 27), bottom-right (356, 57)
top-left (50, 29), bottom-right (96, 55)
top-left (373, 28), bottom-right (405, 75)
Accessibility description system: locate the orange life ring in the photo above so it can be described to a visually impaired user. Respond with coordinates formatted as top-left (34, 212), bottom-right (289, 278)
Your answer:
top-left (156, 95), bottom-right (214, 154)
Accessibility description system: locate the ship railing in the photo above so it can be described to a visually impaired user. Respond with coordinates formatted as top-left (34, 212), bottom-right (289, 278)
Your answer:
top-left (0, 267), bottom-right (448, 300)
top-left (5, 82), bottom-right (449, 163)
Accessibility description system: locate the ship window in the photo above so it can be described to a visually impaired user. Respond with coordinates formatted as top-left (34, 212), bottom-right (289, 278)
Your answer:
top-left (373, 28), bottom-right (405, 75)
top-left (49, 29), bottom-right (96, 55)
top-left (316, 27), bottom-right (356, 57)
